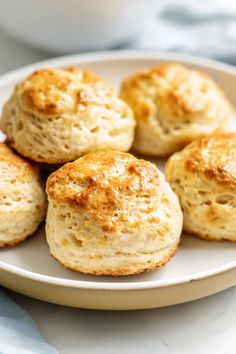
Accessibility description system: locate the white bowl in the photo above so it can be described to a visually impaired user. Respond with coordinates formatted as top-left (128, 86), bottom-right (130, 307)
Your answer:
top-left (0, 0), bottom-right (156, 52)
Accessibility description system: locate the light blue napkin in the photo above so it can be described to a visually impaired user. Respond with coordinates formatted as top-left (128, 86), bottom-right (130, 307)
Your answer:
top-left (0, 288), bottom-right (57, 354)
top-left (130, 0), bottom-right (236, 64)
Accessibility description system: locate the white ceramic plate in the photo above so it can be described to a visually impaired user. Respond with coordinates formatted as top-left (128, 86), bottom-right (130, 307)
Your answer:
top-left (0, 51), bottom-right (236, 310)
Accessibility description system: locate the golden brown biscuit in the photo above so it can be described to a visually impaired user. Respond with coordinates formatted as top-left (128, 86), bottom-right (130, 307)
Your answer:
top-left (0, 143), bottom-right (47, 246)
top-left (46, 150), bottom-right (183, 275)
top-left (165, 133), bottom-right (236, 241)
top-left (120, 63), bottom-right (233, 156)
top-left (1, 67), bottom-right (135, 164)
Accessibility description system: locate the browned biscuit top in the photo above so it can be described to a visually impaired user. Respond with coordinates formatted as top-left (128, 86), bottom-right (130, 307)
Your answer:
top-left (17, 67), bottom-right (113, 117)
top-left (46, 150), bottom-right (160, 232)
top-left (0, 143), bottom-right (38, 179)
top-left (120, 63), bottom-right (232, 122)
top-left (184, 133), bottom-right (236, 190)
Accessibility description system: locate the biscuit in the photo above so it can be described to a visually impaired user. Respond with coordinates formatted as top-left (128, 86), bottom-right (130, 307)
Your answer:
top-left (120, 63), bottom-right (233, 156)
top-left (1, 67), bottom-right (135, 164)
top-left (46, 150), bottom-right (183, 275)
top-left (165, 133), bottom-right (236, 241)
top-left (0, 143), bottom-right (47, 246)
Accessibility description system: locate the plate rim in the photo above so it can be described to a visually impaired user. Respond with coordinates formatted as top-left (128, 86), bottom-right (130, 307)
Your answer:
top-left (1, 50), bottom-right (236, 88)
top-left (1, 257), bottom-right (236, 290)
top-left (1, 49), bottom-right (236, 291)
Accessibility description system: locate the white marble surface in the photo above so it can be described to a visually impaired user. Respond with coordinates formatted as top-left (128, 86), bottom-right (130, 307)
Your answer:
top-left (1, 28), bottom-right (236, 354)
top-left (10, 287), bottom-right (236, 354)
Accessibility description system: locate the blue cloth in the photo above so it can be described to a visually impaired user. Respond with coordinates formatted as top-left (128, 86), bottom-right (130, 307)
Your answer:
top-left (0, 289), bottom-right (57, 354)
top-left (130, 0), bottom-right (236, 64)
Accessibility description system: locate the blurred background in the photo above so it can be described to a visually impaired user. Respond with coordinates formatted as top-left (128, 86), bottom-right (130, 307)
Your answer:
top-left (0, 2), bottom-right (236, 353)
top-left (0, 0), bottom-right (236, 72)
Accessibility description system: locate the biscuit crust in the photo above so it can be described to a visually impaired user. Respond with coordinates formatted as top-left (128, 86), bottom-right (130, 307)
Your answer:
top-left (120, 63), bottom-right (233, 156)
top-left (166, 133), bottom-right (236, 241)
top-left (0, 143), bottom-right (47, 247)
top-left (1, 67), bottom-right (135, 164)
top-left (47, 150), bottom-right (160, 233)
top-left (46, 150), bottom-right (183, 275)
top-left (185, 133), bottom-right (236, 190)
top-left (50, 242), bottom-right (178, 276)
top-left (18, 67), bottom-right (109, 117)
